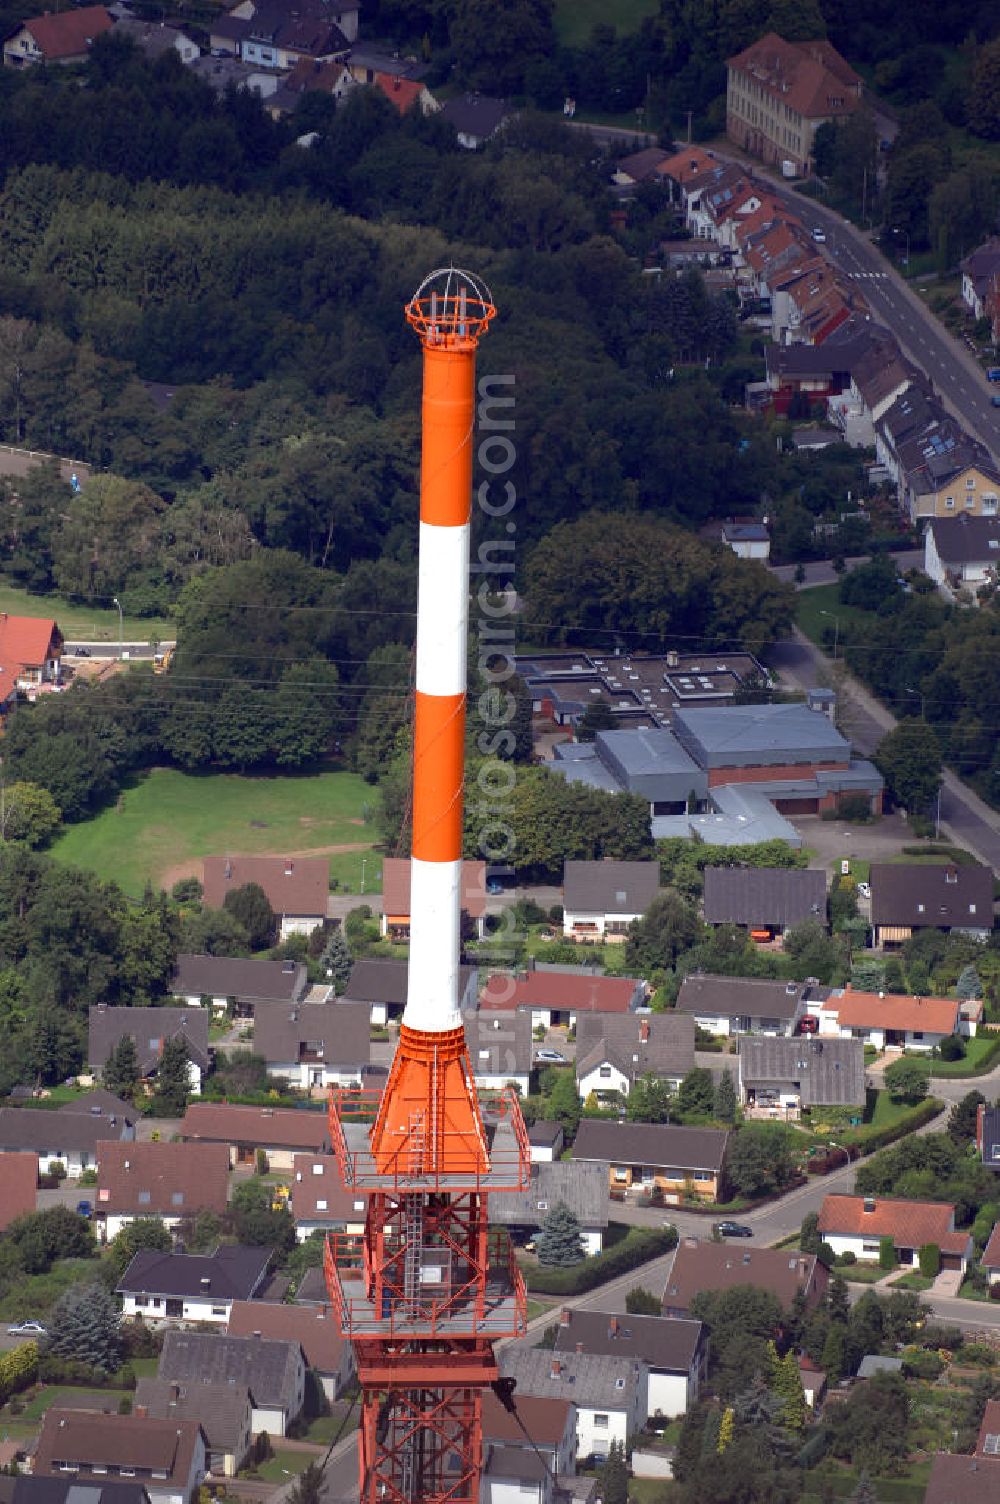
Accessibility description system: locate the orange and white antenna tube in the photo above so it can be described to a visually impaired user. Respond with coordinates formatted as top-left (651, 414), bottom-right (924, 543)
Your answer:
top-left (368, 269), bottom-right (495, 1176)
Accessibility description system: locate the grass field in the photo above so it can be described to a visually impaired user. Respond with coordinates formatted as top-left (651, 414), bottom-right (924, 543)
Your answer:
top-left (554, 0), bottom-right (659, 46)
top-left (51, 766), bottom-right (378, 897)
top-left (795, 582), bottom-right (873, 654)
top-left (249, 1450), bottom-right (314, 1483)
top-left (927, 1033), bottom-right (1000, 1077)
top-left (0, 581), bottom-right (172, 642)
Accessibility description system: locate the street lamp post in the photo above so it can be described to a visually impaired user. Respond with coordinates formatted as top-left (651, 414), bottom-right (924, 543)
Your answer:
top-left (820, 609), bottom-right (840, 659)
top-left (112, 597), bottom-right (123, 661)
top-left (905, 685), bottom-right (926, 719)
top-left (361, 858), bottom-right (367, 895)
top-left (829, 1141), bottom-right (851, 1172)
top-left (892, 226), bottom-right (911, 268)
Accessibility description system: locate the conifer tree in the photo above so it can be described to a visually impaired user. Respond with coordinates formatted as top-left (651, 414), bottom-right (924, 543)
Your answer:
top-left (596, 1440), bottom-right (628, 1504)
top-left (535, 1200), bottom-right (584, 1266)
top-left (714, 1068), bottom-right (737, 1124)
top-left (322, 928), bottom-right (352, 992)
top-left (152, 1036), bottom-right (190, 1116)
top-left (45, 1282), bottom-right (122, 1373)
top-left (102, 1035), bottom-right (139, 1101)
top-left (717, 1406), bottom-right (734, 1454)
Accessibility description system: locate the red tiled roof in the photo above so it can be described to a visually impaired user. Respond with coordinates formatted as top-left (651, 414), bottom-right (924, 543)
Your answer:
top-left (662, 1238), bottom-right (826, 1311)
top-left (978, 1398), bottom-right (1000, 1457)
top-left (0, 613), bottom-right (59, 670)
top-left (727, 31), bottom-right (861, 121)
top-left (481, 1391), bottom-right (572, 1448)
top-left (817, 1194), bottom-right (968, 1252)
top-left (0, 1151), bottom-right (37, 1229)
top-left (982, 1222), bottom-right (1000, 1270)
top-left (202, 855), bottom-right (327, 919)
top-left (821, 990), bottom-right (959, 1035)
top-left (657, 146), bottom-right (718, 185)
top-left (480, 971), bottom-right (640, 1014)
top-left (374, 71), bottom-right (424, 112)
top-left (382, 857), bottom-right (487, 919)
top-left (228, 1300), bottom-right (346, 1373)
top-left (181, 1102), bottom-right (330, 1152)
top-left (20, 6), bottom-right (112, 58)
top-left (97, 1140), bottom-right (230, 1217)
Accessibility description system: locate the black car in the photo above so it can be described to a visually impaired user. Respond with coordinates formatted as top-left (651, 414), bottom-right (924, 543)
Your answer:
top-left (715, 1221), bottom-right (753, 1238)
top-left (74, 647), bottom-right (91, 657)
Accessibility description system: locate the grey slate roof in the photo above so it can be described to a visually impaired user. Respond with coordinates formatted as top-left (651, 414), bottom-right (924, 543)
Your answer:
top-left (441, 93), bottom-right (510, 139)
top-left (0, 1107), bottom-right (129, 1155)
top-left (672, 704), bottom-right (849, 768)
top-left (133, 1377), bottom-right (250, 1454)
top-left (676, 974), bottom-right (815, 1021)
top-left (172, 955), bottom-right (308, 1006)
top-left (117, 1245), bottom-right (272, 1302)
top-left (253, 1000), bottom-right (370, 1067)
top-left (980, 1104), bottom-right (1000, 1169)
top-left (88, 1006), bottom-right (209, 1075)
top-left (58, 1090), bottom-right (138, 1126)
top-left (464, 1010), bottom-right (532, 1077)
top-left (856, 1354), bottom-right (903, 1378)
top-left (499, 1346), bottom-right (643, 1411)
top-left (7, 1482), bottom-right (151, 1504)
top-left (159, 1330), bottom-right (301, 1411)
top-left (573, 1120), bottom-right (728, 1173)
top-left (489, 1160), bottom-right (609, 1230)
top-left (553, 1309), bottom-right (703, 1372)
top-left (342, 959), bottom-right (477, 1007)
top-left (575, 1012), bottom-right (695, 1085)
top-left (869, 862), bottom-right (993, 928)
top-left (562, 860), bottom-right (660, 916)
top-left (927, 515), bottom-right (1000, 565)
top-left (738, 1035), bottom-right (865, 1106)
top-left (703, 867), bottom-right (827, 927)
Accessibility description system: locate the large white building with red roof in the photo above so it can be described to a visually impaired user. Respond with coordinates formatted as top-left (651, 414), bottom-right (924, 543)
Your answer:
top-left (726, 31), bottom-right (863, 176)
top-left (817, 1194), bottom-right (972, 1271)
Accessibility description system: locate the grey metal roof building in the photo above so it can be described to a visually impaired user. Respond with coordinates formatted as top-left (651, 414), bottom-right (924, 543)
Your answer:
top-left (562, 860), bottom-right (660, 917)
top-left (738, 1036), bottom-right (866, 1107)
top-left (703, 866), bottom-right (827, 928)
top-left (489, 1160), bottom-right (609, 1232)
top-left (672, 704), bottom-right (849, 768)
top-left (158, 1331), bottom-right (301, 1412)
top-left (592, 730), bottom-right (707, 806)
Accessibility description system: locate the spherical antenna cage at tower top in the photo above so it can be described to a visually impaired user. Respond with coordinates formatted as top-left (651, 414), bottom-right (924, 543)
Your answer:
top-left (405, 266), bottom-right (496, 345)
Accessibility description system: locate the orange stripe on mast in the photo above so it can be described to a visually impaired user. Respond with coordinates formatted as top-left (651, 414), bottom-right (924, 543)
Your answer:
top-left (411, 689), bottom-right (465, 864)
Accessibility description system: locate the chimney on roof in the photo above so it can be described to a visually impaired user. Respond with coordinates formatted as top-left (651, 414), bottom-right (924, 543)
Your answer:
top-left (560, 1308), bottom-right (571, 1326)
top-left (201, 1278), bottom-right (211, 1288)
top-left (639, 1019), bottom-right (650, 1043)
top-left (135, 1406), bottom-right (147, 1420)
top-left (575, 1342), bottom-right (583, 1353)
top-left (224, 859), bottom-right (232, 880)
top-left (285, 860), bottom-right (294, 876)
top-left (550, 1358), bottom-right (561, 1379)
top-left (609, 1317), bottom-right (619, 1337)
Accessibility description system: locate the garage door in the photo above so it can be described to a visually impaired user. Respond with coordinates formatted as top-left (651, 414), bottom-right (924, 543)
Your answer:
top-left (941, 1252), bottom-right (963, 1271)
top-left (774, 798), bottom-right (820, 815)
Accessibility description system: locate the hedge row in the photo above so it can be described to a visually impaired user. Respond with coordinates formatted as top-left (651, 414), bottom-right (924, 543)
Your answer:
top-left (522, 1225), bottom-right (678, 1296)
top-left (0, 1342), bottom-right (37, 1405)
top-left (850, 1098), bottom-right (944, 1156)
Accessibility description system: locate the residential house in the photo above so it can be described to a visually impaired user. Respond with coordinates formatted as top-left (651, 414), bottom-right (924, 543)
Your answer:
top-left (88, 1006), bottom-right (209, 1095)
top-left (737, 1035), bottom-right (866, 1119)
top-left (925, 515), bottom-right (1000, 598)
top-left (343, 45), bottom-right (423, 85)
top-left (202, 856), bottom-right (327, 939)
top-left (498, 1348), bottom-right (646, 1463)
top-left (132, 1381), bottom-right (251, 1477)
top-left (978, 1399), bottom-right (1000, 1457)
top-left (158, 1330), bottom-right (305, 1438)
top-left (253, 1000), bottom-right (369, 1092)
top-left (798, 1359), bottom-right (827, 1408)
top-left (96, 1141), bottom-right (230, 1241)
top-left (0, 1107), bottom-right (132, 1179)
top-left (263, 56), bottom-right (351, 115)
top-left (4, 6), bottom-right (112, 66)
top-left (371, 69), bottom-right (437, 115)
top-left (342, 957), bottom-right (478, 1026)
top-left (675, 974), bottom-right (816, 1037)
top-left (464, 1010), bottom-right (533, 1095)
top-left (923, 1452), bottom-right (1000, 1503)
top-left (287, 1154), bottom-right (366, 1242)
top-left (961, 242), bottom-right (1000, 320)
top-left (380, 857), bottom-right (488, 940)
top-left (489, 1160), bottom-right (609, 1257)
top-left (612, 146), bottom-right (671, 186)
top-left (440, 94), bottom-right (510, 149)
top-left (875, 385), bottom-right (1000, 522)
top-left (869, 862), bottom-right (993, 946)
top-left (188, 54), bottom-right (278, 97)
top-left (59, 1090), bottom-right (138, 1128)
top-left (479, 970), bottom-right (646, 1030)
top-left (171, 954), bottom-right (308, 1016)
top-left (562, 860), bottom-right (660, 943)
top-left (762, 327), bottom-right (870, 418)
top-left (227, 1301), bottom-right (353, 1401)
top-left (553, 1308), bottom-right (706, 1421)
top-left (656, 144), bottom-right (720, 205)
top-left (0, 1151), bottom-right (37, 1228)
top-left (981, 1223), bottom-right (1000, 1288)
top-left (703, 866), bottom-right (827, 944)
top-left (978, 1103), bottom-right (1000, 1174)
top-left (114, 19), bottom-right (200, 63)
top-left (527, 1121), bottom-right (564, 1163)
top-left (726, 32), bottom-right (863, 175)
top-left (834, 334), bottom-right (915, 446)
top-left (574, 1012), bottom-right (695, 1102)
top-left (481, 1392), bottom-right (576, 1503)
top-left (3, 1482), bottom-right (151, 1504)
top-left (117, 1246), bottom-right (273, 1325)
top-left (33, 1411), bottom-right (206, 1504)
top-left (208, 0), bottom-right (351, 70)
top-left (572, 1121), bottom-right (728, 1204)
top-left (817, 989), bottom-right (960, 1052)
top-left (0, 614), bottom-right (62, 691)
top-left (661, 1237), bottom-right (828, 1316)
top-left (179, 1103), bottom-right (329, 1170)
top-left (720, 521), bottom-right (771, 560)
top-left (817, 1194), bottom-right (972, 1270)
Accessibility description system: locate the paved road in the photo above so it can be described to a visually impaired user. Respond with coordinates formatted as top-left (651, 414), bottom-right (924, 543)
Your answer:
top-left (566, 119), bottom-right (656, 150)
top-left (64, 641), bottom-right (167, 659)
top-left (771, 625), bottom-right (1000, 871)
top-left (769, 551), bottom-right (923, 588)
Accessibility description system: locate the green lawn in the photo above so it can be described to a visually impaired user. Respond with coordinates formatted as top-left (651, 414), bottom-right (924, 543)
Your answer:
top-left (0, 1259), bottom-right (100, 1322)
top-left (803, 1461), bottom-right (931, 1503)
top-left (0, 1384), bottom-right (130, 1438)
top-left (249, 1449), bottom-right (314, 1483)
top-left (51, 766), bottom-right (377, 897)
top-left (553, 0), bottom-right (659, 46)
top-left (0, 580), bottom-right (172, 642)
top-left (927, 1034), bottom-right (1000, 1077)
top-left (891, 1272), bottom-right (934, 1291)
top-left (832, 1262), bottom-right (886, 1283)
top-left (795, 582), bottom-right (873, 654)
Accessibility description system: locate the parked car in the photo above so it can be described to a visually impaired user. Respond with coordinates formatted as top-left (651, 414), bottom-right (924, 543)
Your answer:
top-left (992, 394), bottom-right (1000, 408)
top-left (76, 1200), bottom-right (93, 1219)
top-left (714, 1221), bottom-right (753, 1239)
top-left (856, 881), bottom-right (871, 899)
top-left (7, 1321), bottom-right (46, 1337)
top-left (987, 367), bottom-right (1000, 382)
top-left (797, 1014), bottom-right (819, 1034)
top-left (811, 227), bottom-right (826, 242)
top-left (534, 1049), bottom-right (567, 1064)
top-left (73, 647), bottom-right (91, 657)
top-left (485, 879), bottom-right (503, 895)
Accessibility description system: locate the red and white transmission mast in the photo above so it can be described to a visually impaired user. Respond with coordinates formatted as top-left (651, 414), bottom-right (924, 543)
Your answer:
top-left (325, 269), bottom-right (530, 1504)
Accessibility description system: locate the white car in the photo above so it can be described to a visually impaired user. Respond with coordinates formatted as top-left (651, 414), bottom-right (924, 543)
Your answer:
top-left (857, 881), bottom-right (871, 899)
top-left (7, 1321), bottom-right (46, 1337)
top-left (534, 1049), bottom-right (567, 1064)
top-left (812, 227), bottom-right (826, 243)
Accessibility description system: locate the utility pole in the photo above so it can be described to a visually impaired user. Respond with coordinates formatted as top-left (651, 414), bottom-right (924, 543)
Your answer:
top-left (112, 596), bottom-right (123, 661)
top-left (687, 109), bottom-right (693, 144)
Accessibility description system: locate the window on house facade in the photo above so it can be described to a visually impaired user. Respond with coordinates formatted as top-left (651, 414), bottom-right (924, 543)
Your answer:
top-left (593, 1414), bottom-right (609, 1428)
top-left (945, 498), bottom-right (955, 509)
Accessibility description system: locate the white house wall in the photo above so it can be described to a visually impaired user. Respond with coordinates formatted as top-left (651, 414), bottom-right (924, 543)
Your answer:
top-left (647, 1370), bottom-right (690, 1420)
